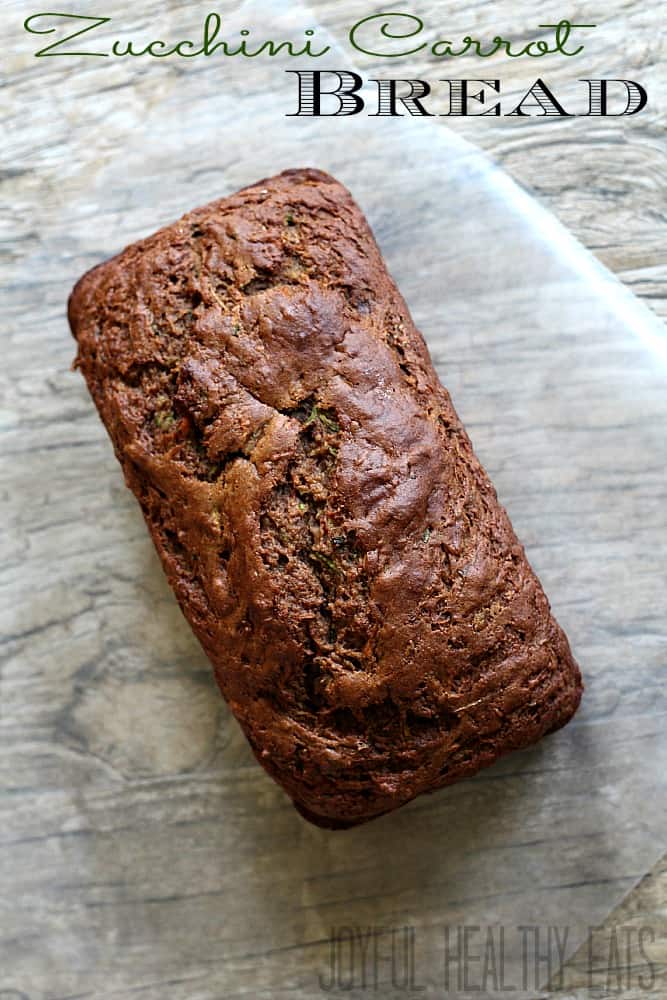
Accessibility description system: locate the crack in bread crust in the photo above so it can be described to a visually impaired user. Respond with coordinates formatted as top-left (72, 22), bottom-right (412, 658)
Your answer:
top-left (69, 168), bottom-right (583, 828)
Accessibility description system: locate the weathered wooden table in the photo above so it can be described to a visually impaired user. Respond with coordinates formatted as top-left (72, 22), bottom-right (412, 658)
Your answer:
top-left (2, 2), bottom-right (665, 997)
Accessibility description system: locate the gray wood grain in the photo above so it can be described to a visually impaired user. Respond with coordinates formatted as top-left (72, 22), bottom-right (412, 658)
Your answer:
top-left (2, 1), bottom-right (666, 997)
top-left (313, 0), bottom-right (667, 323)
top-left (547, 852), bottom-right (667, 998)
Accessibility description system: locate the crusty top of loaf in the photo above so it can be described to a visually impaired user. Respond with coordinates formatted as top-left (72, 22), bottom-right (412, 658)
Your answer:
top-left (69, 168), bottom-right (582, 826)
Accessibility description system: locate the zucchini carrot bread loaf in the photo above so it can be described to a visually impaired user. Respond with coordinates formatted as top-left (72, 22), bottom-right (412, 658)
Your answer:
top-left (69, 168), bottom-right (583, 828)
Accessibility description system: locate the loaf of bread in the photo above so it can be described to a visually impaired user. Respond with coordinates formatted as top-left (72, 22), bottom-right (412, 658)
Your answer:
top-left (69, 168), bottom-right (583, 827)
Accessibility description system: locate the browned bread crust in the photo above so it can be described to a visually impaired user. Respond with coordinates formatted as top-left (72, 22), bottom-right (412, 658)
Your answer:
top-left (69, 168), bottom-right (583, 827)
